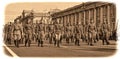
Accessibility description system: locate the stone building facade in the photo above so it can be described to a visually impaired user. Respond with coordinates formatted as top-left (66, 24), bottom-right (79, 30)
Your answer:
top-left (51, 2), bottom-right (116, 38)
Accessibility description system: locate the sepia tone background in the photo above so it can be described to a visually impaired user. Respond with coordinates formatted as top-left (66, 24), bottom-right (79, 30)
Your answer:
top-left (5, 2), bottom-right (81, 24)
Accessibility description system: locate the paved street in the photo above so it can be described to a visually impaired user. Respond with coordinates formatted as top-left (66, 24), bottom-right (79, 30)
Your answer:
top-left (4, 39), bottom-right (117, 57)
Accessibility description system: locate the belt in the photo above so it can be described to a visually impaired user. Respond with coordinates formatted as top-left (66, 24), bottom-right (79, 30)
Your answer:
top-left (27, 29), bottom-right (31, 30)
top-left (14, 29), bottom-right (20, 31)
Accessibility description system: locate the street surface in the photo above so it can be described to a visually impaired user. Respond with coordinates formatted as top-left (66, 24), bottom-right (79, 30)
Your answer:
top-left (4, 39), bottom-right (117, 57)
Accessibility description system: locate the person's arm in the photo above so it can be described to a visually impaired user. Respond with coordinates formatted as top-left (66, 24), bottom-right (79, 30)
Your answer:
top-left (12, 24), bottom-right (14, 34)
top-left (102, 24), bottom-right (104, 34)
top-left (19, 24), bottom-right (23, 38)
top-left (94, 24), bottom-right (97, 33)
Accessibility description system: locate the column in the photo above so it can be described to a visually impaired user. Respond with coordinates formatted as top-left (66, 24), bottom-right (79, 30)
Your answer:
top-left (83, 11), bottom-right (85, 25)
top-left (71, 14), bottom-right (73, 26)
top-left (104, 6), bottom-right (107, 23)
top-left (94, 8), bottom-right (96, 26)
top-left (100, 7), bottom-right (103, 25)
top-left (65, 15), bottom-right (67, 26)
top-left (107, 5), bottom-right (110, 24)
top-left (107, 5), bottom-right (110, 32)
top-left (77, 12), bottom-right (79, 25)
top-left (74, 13), bottom-right (77, 25)
top-left (59, 17), bottom-right (61, 24)
top-left (113, 4), bottom-right (116, 31)
top-left (68, 15), bottom-right (70, 24)
top-left (62, 16), bottom-right (64, 25)
top-left (63, 16), bottom-right (66, 26)
top-left (88, 10), bottom-right (90, 24)
top-left (79, 12), bottom-right (81, 24)
top-left (66, 15), bottom-right (68, 25)
top-left (83, 11), bottom-right (86, 35)
top-left (69, 14), bottom-right (71, 25)
top-left (73, 13), bottom-right (75, 25)
top-left (85, 10), bottom-right (87, 25)
top-left (91, 9), bottom-right (94, 23)
top-left (60, 16), bottom-right (62, 24)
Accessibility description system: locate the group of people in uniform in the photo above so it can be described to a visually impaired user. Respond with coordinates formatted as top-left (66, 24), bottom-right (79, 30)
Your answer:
top-left (3, 18), bottom-right (116, 48)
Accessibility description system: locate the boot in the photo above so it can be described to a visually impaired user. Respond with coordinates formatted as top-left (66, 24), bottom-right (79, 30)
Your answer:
top-left (90, 44), bottom-right (94, 46)
top-left (77, 40), bottom-right (80, 46)
top-left (57, 40), bottom-right (60, 47)
top-left (75, 40), bottom-right (77, 45)
top-left (106, 42), bottom-right (110, 45)
top-left (28, 40), bottom-right (31, 47)
top-left (24, 39), bottom-right (27, 47)
top-left (41, 41), bottom-right (43, 47)
top-left (54, 40), bottom-right (56, 46)
top-left (102, 40), bottom-right (105, 45)
top-left (16, 40), bottom-right (19, 48)
top-left (38, 40), bottom-right (40, 47)
top-left (14, 40), bottom-right (17, 47)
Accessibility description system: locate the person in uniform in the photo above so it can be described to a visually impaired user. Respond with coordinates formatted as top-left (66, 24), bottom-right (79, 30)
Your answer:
top-left (92, 21), bottom-right (97, 43)
top-left (69, 24), bottom-right (74, 43)
top-left (66, 24), bottom-right (70, 44)
top-left (88, 20), bottom-right (95, 46)
top-left (34, 21), bottom-right (39, 42)
top-left (62, 25), bottom-right (66, 43)
top-left (32, 23), bottom-right (37, 42)
top-left (96, 24), bottom-right (101, 41)
top-left (63, 25), bottom-right (67, 44)
top-left (75, 33), bottom-right (80, 46)
top-left (75, 25), bottom-right (79, 46)
top-left (52, 24), bottom-right (57, 46)
top-left (24, 18), bottom-right (33, 47)
top-left (70, 25), bottom-right (75, 43)
top-left (13, 19), bottom-right (22, 47)
top-left (6, 22), bottom-right (13, 45)
top-left (55, 30), bottom-right (61, 47)
top-left (74, 23), bottom-right (82, 46)
top-left (75, 23), bottom-right (82, 46)
top-left (47, 24), bottom-right (52, 44)
top-left (102, 20), bottom-right (110, 45)
top-left (58, 24), bottom-right (63, 44)
top-left (38, 31), bottom-right (45, 47)
top-left (85, 25), bottom-right (89, 43)
top-left (78, 22), bottom-right (83, 43)
top-left (82, 24), bottom-right (87, 43)
top-left (50, 24), bottom-right (55, 44)
top-left (3, 24), bottom-right (8, 43)
top-left (37, 21), bottom-right (45, 47)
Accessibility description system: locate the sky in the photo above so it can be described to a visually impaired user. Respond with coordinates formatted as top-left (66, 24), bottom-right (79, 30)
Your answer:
top-left (5, 2), bottom-right (82, 24)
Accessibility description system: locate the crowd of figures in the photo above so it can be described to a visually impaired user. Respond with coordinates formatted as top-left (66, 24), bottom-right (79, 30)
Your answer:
top-left (3, 18), bottom-right (116, 48)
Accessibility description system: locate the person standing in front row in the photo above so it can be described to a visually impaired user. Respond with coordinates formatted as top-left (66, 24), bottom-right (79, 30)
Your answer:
top-left (37, 21), bottom-right (45, 47)
top-left (24, 19), bottom-right (33, 47)
top-left (38, 31), bottom-right (45, 47)
top-left (13, 19), bottom-right (23, 48)
top-left (88, 20), bottom-right (95, 46)
top-left (55, 30), bottom-right (61, 47)
top-left (6, 22), bottom-right (13, 45)
top-left (102, 20), bottom-right (110, 45)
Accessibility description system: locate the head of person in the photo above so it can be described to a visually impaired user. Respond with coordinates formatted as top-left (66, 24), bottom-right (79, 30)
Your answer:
top-left (14, 19), bottom-right (20, 24)
top-left (36, 20), bottom-right (39, 24)
top-left (67, 23), bottom-right (69, 26)
top-left (103, 20), bottom-right (106, 24)
top-left (9, 22), bottom-right (12, 25)
top-left (90, 19), bottom-right (93, 23)
top-left (56, 30), bottom-right (59, 34)
top-left (39, 20), bottom-right (42, 24)
top-left (27, 18), bottom-right (32, 24)
top-left (79, 22), bottom-right (81, 25)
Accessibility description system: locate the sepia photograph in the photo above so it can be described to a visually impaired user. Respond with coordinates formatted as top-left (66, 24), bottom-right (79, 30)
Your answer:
top-left (3, 1), bottom-right (117, 57)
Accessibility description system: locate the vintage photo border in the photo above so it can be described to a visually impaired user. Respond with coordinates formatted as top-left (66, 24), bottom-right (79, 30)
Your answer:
top-left (0, 0), bottom-right (119, 59)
